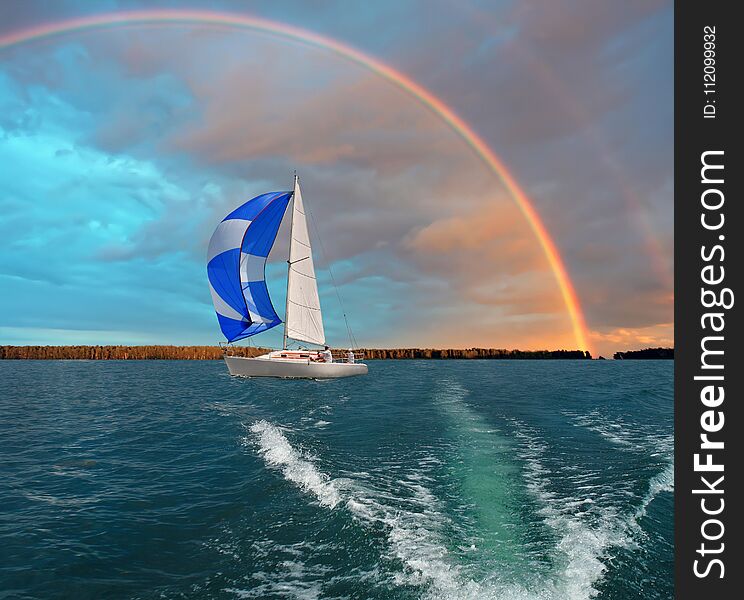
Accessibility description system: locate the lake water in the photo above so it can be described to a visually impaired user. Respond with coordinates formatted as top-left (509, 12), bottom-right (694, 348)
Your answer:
top-left (0, 360), bottom-right (673, 599)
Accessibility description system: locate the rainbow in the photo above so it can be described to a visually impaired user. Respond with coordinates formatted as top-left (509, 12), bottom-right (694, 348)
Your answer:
top-left (0, 9), bottom-right (591, 352)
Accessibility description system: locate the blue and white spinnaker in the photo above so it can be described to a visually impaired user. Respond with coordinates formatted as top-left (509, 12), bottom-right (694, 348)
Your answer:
top-left (207, 191), bottom-right (292, 343)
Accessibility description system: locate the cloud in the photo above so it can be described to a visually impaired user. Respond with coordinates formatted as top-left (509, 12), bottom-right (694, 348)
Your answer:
top-left (590, 322), bottom-right (673, 358)
top-left (405, 203), bottom-right (563, 316)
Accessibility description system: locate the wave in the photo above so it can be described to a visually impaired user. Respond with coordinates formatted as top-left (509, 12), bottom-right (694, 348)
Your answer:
top-left (248, 420), bottom-right (341, 508)
top-left (511, 424), bottom-right (621, 599)
top-left (511, 420), bottom-right (673, 600)
top-left (247, 419), bottom-right (475, 596)
top-left (564, 409), bottom-right (673, 458)
top-left (246, 413), bottom-right (572, 599)
top-left (562, 409), bottom-right (674, 526)
top-left (246, 408), bottom-right (672, 600)
top-left (631, 461), bottom-right (674, 526)
top-left (564, 410), bottom-right (637, 449)
top-left (225, 548), bottom-right (328, 600)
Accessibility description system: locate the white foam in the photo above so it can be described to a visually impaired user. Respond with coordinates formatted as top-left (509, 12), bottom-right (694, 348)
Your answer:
top-left (565, 410), bottom-right (673, 458)
top-left (631, 461), bottom-right (674, 525)
top-left (510, 418), bottom-right (675, 600)
top-left (564, 410), bottom-right (637, 449)
top-left (248, 419), bottom-right (476, 598)
top-left (225, 556), bottom-right (326, 600)
top-left (562, 409), bottom-right (674, 531)
top-left (350, 485), bottom-right (460, 588)
top-left (248, 420), bottom-right (341, 508)
top-left (509, 425), bottom-right (621, 599)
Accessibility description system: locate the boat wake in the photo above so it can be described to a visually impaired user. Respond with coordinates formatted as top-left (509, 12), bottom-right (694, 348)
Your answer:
top-left (564, 409), bottom-right (673, 459)
top-left (510, 416), bottom-right (673, 599)
top-left (511, 424), bottom-right (625, 599)
top-left (632, 461), bottom-right (674, 526)
top-left (563, 409), bottom-right (674, 524)
top-left (249, 420), bottom-right (341, 508)
top-left (246, 406), bottom-right (671, 600)
top-left (247, 420), bottom-right (468, 595)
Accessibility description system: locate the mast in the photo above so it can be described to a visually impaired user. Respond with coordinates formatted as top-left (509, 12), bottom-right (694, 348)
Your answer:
top-left (283, 172), bottom-right (298, 350)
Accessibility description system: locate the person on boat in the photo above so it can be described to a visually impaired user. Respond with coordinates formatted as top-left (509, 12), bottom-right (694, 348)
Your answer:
top-left (321, 346), bottom-right (333, 363)
top-left (347, 349), bottom-right (355, 364)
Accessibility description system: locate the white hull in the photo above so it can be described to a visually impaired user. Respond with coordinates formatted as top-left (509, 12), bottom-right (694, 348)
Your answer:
top-left (224, 353), bottom-right (368, 379)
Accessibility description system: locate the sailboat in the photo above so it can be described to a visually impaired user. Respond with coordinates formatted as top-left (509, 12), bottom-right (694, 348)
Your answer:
top-left (206, 175), bottom-right (368, 379)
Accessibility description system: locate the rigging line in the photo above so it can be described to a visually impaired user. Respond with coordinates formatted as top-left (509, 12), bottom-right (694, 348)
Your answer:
top-left (305, 196), bottom-right (359, 350)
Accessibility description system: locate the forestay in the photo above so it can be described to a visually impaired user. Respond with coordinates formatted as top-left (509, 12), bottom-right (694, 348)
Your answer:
top-left (285, 178), bottom-right (325, 346)
top-left (207, 191), bottom-right (292, 342)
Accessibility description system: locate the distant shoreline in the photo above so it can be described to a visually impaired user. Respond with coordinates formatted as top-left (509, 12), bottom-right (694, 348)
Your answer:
top-left (613, 347), bottom-right (674, 360)
top-left (0, 345), bottom-right (591, 360)
top-left (0, 345), bottom-right (672, 360)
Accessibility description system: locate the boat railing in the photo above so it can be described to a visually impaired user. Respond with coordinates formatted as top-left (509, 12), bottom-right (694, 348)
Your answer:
top-left (331, 350), bottom-right (365, 363)
top-left (219, 341), bottom-right (236, 356)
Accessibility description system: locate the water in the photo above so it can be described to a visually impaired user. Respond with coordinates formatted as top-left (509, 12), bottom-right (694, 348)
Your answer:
top-left (0, 360), bottom-right (673, 599)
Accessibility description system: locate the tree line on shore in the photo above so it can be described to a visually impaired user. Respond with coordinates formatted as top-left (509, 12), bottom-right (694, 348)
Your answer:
top-left (0, 345), bottom-right (593, 360)
top-left (0, 345), bottom-right (268, 360)
top-left (613, 347), bottom-right (674, 360)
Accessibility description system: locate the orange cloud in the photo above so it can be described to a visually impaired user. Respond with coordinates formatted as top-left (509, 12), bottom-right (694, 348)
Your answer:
top-left (590, 322), bottom-right (673, 358)
top-left (405, 203), bottom-right (560, 313)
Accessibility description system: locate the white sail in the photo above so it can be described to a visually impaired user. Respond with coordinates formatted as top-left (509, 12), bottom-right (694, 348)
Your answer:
top-left (285, 177), bottom-right (325, 346)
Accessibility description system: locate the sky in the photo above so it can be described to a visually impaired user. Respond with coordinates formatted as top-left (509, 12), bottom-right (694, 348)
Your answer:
top-left (0, 0), bottom-right (673, 357)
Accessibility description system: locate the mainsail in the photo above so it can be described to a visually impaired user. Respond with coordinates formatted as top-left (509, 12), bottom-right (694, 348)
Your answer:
top-left (285, 177), bottom-right (325, 346)
top-left (207, 191), bottom-right (292, 342)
